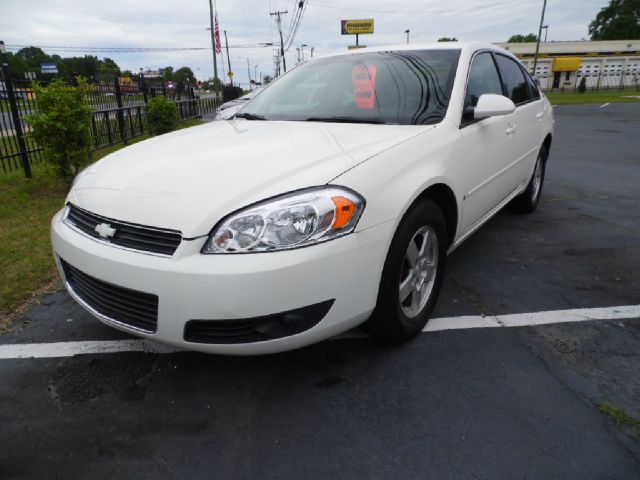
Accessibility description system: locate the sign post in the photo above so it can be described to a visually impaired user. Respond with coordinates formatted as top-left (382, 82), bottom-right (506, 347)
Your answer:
top-left (341, 19), bottom-right (374, 49)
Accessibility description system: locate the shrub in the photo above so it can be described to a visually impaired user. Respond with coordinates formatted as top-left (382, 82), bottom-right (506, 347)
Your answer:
top-left (223, 85), bottom-right (244, 102)
top-left (28, 79), bottom-right (93, 180)
top-left (578, 76), bottom-right (587, 94)
top-left (146, 97), bottom-right (180, 135)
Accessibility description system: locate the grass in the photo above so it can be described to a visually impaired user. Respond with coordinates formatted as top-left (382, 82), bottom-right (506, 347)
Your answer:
top-left (599, 403), bottom-right (639, 428)
top-left (545, 90), bottom-right (640, 105)
top-left (0, 118), bottom-right (204, 329)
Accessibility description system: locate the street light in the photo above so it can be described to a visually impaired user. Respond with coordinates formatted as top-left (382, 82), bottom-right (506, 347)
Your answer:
top-left (238, 56), bottom-right (252, 89)
top-left (405, 29), bottom-right (410, 44)
top-left (301, 44), bottom-right (308, 61)
top-left (542, 25), bottom-right (549, 42)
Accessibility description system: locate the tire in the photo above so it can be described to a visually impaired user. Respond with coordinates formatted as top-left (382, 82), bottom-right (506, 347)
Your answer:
top-left (510, 144), bottom-right (548, 213)
top-left (364, 199), bottom-right (448, 342)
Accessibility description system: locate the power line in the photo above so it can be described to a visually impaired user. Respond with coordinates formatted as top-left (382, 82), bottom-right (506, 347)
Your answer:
top-left (284, 0), bottom-right (309, 51)
top-left (283, 1), bottom-right (303, 47)
top-left (309, 0), bottom-right (540, 15)
top-left (5, 44), bottom-right (274, 53)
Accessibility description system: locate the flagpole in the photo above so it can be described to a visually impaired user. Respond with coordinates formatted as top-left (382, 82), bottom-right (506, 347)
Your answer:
top-left (208, 0), bottom-right (219, 82)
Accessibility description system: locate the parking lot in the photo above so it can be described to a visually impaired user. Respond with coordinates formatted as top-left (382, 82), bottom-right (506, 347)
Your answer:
top-left (1, 103), bottom-right (639, 479)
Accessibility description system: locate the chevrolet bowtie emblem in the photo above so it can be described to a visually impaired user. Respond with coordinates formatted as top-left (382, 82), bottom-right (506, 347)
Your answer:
top-left (95, 222), bottom-right (117, 239)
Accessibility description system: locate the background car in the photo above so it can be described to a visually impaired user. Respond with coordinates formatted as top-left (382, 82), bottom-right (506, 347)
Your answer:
top-left (215, 88), bottom-right (263, 120)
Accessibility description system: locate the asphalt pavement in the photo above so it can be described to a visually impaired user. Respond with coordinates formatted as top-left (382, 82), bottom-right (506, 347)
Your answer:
top-left (1, 102), bottom-right (639, 479)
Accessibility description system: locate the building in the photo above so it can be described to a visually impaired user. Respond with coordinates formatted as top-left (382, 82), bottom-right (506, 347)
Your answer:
top-left (496, 40), bottom-right (640, 91)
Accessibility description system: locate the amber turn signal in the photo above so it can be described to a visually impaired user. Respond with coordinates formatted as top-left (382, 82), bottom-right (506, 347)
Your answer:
top-left (331, 196), bottom-right (357, 229)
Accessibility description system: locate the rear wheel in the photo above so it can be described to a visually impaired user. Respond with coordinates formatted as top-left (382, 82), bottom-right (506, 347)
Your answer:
top-left (511, 144), bottom-right (547, 213)
top-left (364, 199), bottom-right (447, 342)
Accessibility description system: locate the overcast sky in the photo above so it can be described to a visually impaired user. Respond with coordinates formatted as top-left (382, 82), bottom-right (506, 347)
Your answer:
top-left (2, 0), bottom-right (608, 86)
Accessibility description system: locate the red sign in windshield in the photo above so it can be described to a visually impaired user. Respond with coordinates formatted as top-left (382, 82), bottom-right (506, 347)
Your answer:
top-left (352, 65), bottom-right (377, 109)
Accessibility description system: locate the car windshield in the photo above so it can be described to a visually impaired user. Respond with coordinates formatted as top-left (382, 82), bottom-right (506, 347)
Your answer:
top-left (239, 49), bottom-right (460, 125)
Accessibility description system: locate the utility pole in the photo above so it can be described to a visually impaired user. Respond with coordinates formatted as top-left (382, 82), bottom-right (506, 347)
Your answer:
top-left (224, 30), bottom-right (232, 86)
top-left (532, 0), bottom-right (547, 77)
top-left (246, 58), bottom-right (251, 89)
top-left (208, 0), bottom-right (218, 82)
top-left (301, 44), bottom-right (307, 61)
top-left (405, 29), bottom-right (410, 44)
top-left (270, 10), bottom-right (288, 74)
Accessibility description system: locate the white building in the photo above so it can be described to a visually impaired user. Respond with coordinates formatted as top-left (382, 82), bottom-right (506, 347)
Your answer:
top-left (496, 40), bottom-right (640, 91)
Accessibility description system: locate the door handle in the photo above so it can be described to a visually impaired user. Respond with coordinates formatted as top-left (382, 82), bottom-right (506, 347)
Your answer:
top-left (535, 112), bottom-right (544, 122)
top-left (505, 124), bottom-right (517, 135)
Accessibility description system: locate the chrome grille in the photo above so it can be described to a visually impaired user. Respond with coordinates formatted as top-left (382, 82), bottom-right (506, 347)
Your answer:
top-left (65, 204), bottom-right (182, 256)
top-left (61, 259), bottom-right (158, 333)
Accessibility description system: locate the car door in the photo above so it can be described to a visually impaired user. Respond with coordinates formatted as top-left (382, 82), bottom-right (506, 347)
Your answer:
top-left (494, 54), bottom-right (543, 189)
top-left (457, 51), bottom-right (518, 235)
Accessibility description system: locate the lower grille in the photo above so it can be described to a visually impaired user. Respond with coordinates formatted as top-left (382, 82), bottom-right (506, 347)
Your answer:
top-left (184, 300), bottom-right (334, 344)
top-left (61, 259), bottom-right (158, 333)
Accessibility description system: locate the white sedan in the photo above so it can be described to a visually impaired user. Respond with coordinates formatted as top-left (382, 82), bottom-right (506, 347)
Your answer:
top-left (52, 42), bottom-right (553, 355)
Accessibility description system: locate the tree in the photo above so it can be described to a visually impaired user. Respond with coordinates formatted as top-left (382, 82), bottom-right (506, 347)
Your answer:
top-left (13, 47), bottom-right (53, 79)
top-left (578, 76), bottom-right (587, 94)
top-left (159, 66), bottom-right (174, 80)
top-left (263, 75), bottom-right (274, 85)
top-left (507, 33), bottom-right (538, 43)
top-left (16, 46), bottom-right (49, 62)
top-left (98, 58), bottom-right (121, 77)
top-left (61, 55), bottom-right (101, 80)
top-left (173, 66), bottom-right (196, 93)
top-left (27, 79), bottom-right (93, 180)
top-left (205, 77), bottom-right (223, 91)
top-left (589, 0), bottom-right (640, 40)
top-left (437, 37), bottom-right (458, 42)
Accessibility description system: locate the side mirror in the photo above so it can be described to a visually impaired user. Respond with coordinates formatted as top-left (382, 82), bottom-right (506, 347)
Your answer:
top-left (471, 94), bottom-right (516, 120)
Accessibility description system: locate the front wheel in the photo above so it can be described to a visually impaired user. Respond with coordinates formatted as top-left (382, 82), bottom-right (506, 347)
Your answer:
top-left (510, 145), bottom-right (547, 213)
top-left (364, 199), bottom-right (447, 342)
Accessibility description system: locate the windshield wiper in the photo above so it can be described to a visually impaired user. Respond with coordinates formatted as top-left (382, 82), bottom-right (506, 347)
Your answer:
top-left (305, 116), bottom-right (386, 124)
top-left (234, 112), bottom-right (266, 120)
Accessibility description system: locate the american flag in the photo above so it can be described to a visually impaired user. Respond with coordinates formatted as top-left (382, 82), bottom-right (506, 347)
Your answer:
top-left (214, 14), bottom-right (222, 54)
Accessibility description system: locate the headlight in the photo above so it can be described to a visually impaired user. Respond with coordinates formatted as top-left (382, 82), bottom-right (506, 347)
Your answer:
top-left (202, 186), bottom-right (365, 254)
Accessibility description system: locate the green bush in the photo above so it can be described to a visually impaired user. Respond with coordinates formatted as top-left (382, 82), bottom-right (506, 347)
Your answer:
top-left (578, 76), bottom-right (587, 94)
top-left (28, 79), bottom-right (93, 180)
top-left (146, 97), bottom-right (180, 135)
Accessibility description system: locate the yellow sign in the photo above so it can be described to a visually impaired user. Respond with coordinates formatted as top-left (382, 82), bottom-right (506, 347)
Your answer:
top-left (341, 19), bottom-right (374, 35)
top-left (553, 57), bottom-right (582, 72)
top-left (227, 71), bottom-right (234, 78)
top-left (348, 45), bottom-right (367, 50)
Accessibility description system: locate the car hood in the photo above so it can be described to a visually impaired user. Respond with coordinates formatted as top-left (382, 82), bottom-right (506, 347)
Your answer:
top-left (69, 120), bottom-right (428, 237)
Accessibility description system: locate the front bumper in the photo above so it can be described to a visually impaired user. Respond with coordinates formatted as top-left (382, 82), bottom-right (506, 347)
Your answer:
top-left (51, 209), bottom-right (394, 355)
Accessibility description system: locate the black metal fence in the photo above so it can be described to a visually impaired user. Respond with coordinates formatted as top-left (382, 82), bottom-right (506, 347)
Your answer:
top-left (1, 67), bottom-right (221, 177)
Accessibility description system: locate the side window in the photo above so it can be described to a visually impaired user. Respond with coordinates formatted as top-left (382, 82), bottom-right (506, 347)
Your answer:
top-left (523, 68), bottom-right (541, 100)
top-left (495, 55), bottom-right (530, 105)
top-left (465, 52), bottom-right (503, 108)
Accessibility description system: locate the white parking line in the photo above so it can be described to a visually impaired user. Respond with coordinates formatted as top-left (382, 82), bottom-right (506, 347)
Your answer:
top-left (1, 304), bottom-right (639, 360)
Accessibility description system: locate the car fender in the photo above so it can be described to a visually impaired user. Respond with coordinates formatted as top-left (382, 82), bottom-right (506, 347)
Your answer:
top-left (331, 125), bottom-right (462, 251)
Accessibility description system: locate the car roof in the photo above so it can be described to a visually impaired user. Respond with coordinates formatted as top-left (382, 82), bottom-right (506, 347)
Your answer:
top-left (310, 42), bottom-right (513, 61)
